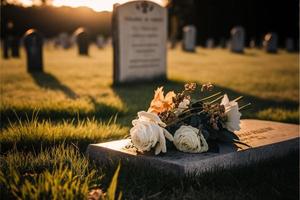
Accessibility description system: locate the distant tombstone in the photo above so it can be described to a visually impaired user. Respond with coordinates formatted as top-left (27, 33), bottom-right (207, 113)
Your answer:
top-left (58, 32), bottom-right (71, 49)
top-left (2, 21), bottom-right (14, 59)
top-left (182, 25), bottom-right (197, 52)
top-left (23, 29), bottom-right (43, 72)
top-left (249, 38), bottom-right (256, 48)
top-left (112, 1), bottom-right (167, 84)
top-left (263, 33), bottom-right (278, 53)
top-left (96, 35), bottom-right (105, 49)
top-left (205, 38), bottom-right (214, 48)
top-left (230, 26), bottom-right (245, 53)
top-left (285, 38), bottom-right (294, 52)
top-left (74, 27), bottom-right (89, 55)
top-left (219, 38), bottom-right (226, 48)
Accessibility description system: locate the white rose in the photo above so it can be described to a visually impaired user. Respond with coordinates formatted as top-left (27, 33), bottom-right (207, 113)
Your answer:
top-left (174, 99), bottom-right (190, 116)
top-left (173, 125), bottom-right (208, 153)
top-left (130, 111), bottom-right (173, 155)
top-left (221, 94), bottom-right (242, 132)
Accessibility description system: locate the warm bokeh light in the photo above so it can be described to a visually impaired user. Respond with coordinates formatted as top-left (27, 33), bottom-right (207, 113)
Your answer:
top-left (8, 0), bottom-right (168, 12)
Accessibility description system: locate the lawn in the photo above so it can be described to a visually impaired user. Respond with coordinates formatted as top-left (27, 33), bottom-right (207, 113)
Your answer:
top-left (0, 45), bottom-right (299, 199)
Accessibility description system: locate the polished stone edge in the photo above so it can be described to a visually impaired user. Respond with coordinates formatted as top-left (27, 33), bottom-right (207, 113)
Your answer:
top-left (86, 138), bottom-right (299, 176)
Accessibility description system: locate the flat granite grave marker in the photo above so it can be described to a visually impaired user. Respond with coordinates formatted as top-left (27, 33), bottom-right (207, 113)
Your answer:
top-left (112, 1), bottom-right (167, 84)
top-left (86, 119), bottom-right (299, 175)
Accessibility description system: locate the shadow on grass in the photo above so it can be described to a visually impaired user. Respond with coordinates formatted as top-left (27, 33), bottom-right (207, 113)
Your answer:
top-left (112, 79), bottom-right (299, 125)
top-left (30, 72), bottom-right (78, 99)
top-left (1, 79), bottom-right (298, 128)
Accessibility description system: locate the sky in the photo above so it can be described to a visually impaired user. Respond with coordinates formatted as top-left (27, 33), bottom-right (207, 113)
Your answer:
top-left (7, 0), bottom-right (168, 12)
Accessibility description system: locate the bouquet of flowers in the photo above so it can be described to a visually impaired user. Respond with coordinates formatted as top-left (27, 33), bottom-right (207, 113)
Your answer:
top-left (129, 83), bottom-right (251, 155)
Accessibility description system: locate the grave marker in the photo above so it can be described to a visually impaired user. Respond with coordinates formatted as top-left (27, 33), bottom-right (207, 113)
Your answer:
top-left (87, 119), bottom-right (299, 176)
top-left (230, 26), bottom-right (245, 53)
top-left (285, 38), bottom-right (294, 52)
top-left (206, 38), bottom-right (214, 48)
top-left (74, 27), bottom-right (89, 55)
top-left (263, 33), bottom-right (278, 53)
top-left (112, 1), bottom-right (167, 84)
top-left (96, 35), bottom-right (105, 49)
top-left (182, 25), bottom-right (197, 52)
top-left (58, 32), bottom-right (71, 49)
top-left (23, 29), bottom-right (43, 72)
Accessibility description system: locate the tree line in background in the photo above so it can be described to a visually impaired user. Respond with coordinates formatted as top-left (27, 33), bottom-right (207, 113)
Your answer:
top-left (1, 0), bottom-right (299, 46)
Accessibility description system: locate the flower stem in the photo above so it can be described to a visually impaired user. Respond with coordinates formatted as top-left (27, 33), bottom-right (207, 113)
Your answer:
top-left (239, 103), bottom-right (251, 111)
top-left (233, 96), bottom-right (243, 102)
top-left (192, 92), bottom-right (222, 106)
top-left (209, 95), bottom-right (224, 104)
top-left (166, 111), bottom-right (204, 127)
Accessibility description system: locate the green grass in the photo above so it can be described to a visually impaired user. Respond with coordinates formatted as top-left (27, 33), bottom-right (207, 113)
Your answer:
top-left (0, 46), bottom-right (299, 199)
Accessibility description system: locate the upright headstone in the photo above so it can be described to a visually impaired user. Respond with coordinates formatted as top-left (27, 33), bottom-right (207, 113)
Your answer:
top-left (23, 29), bottom-right (43, 72)
top-left (230, 26), bottom-right (245, 53)
top-left (96, 35), bottom-right (105, 49)
top-left (219, 38), bottom-right (226, 48)
top-left (206, 38), bottom-right (214, 48)
top-left (58, 32), bottom-right (71, 49)
top-left (112, 1), bottom-right (167, 84)
top-left (2, 21), bottom-right (14, 59)
top-left (263, 33), bottom-right (278, 53)
top-left (74, 27), bottom-right (89, 55)
top-left (182, 25), bottom-right (196, 52)
top-left (249, 38), bottom-right (256, 48)
top-left (285, 38), bottom-right (294, 52)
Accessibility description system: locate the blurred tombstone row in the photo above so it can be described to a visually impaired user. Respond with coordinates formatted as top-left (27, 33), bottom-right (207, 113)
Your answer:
top-left (179, 24), bottom-right (297, 53)
top-left (14, 26), bottom-right (94, 73)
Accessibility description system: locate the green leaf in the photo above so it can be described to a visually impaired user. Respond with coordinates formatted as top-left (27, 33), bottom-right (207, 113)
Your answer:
top-left (107, 163), bottom-right (121, 200)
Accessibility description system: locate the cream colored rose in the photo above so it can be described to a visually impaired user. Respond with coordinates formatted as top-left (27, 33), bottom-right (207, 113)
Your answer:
top-left (173, 125), bottom-right (208, 153)
top-left (174, 99), bottom-right (190, 116)
top-left (130, 111), bottom-right (173, 155)
top-left (221, 94), bottom-right (242, 132)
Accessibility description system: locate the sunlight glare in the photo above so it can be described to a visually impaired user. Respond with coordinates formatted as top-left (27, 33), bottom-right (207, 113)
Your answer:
top-left (15, 0), bottom-right (168, 12)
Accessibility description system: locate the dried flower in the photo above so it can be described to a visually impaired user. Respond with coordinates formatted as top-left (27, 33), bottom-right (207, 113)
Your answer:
top-left (201, 82), bottom-right (214, 92)
top-left (184, 83), bottom-right (197, 92)
top-left (148, 87), bottom-right (176, 114)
